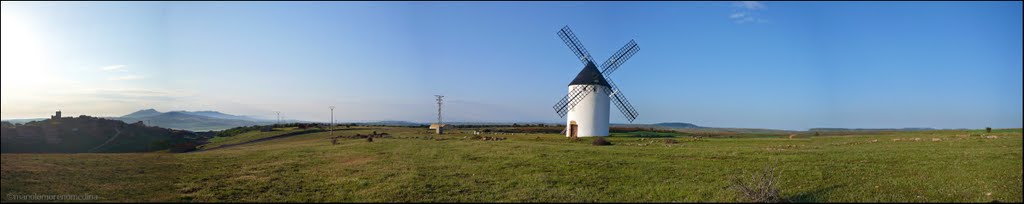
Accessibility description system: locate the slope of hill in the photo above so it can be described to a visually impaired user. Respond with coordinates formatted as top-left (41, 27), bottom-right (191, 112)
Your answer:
top-left (809, 127), bottom-right (938, 132)
top-left (356, 121), bottom-right (424, 126)
top-left (616, 122), bottom-right (797, 134)
top-left (116, 109), bottom-right (269, 131)
top-left (0, 116), bottom-right (206, 153)
top-left (122, 109), bottom-right (163, 118)
top-left (2, 118), bottom-right (48, 125)
top-left (173, 111), bottom-right (261, 121)
top-left (652, 122), bottom-right (702, 129)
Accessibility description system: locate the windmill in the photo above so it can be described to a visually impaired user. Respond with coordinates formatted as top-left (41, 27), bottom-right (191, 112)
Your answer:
top-left (552, 26), bottom-right (640, 138)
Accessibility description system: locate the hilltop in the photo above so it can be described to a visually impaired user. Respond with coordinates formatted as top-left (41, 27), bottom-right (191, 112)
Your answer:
top-left (115, 109), bottom-right (271, 131)
top-left (0, 116), bottom-right (208, 153)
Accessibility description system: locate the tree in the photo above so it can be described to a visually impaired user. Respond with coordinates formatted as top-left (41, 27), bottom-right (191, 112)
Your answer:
top-left (986, 127), bottom-right (992, 133)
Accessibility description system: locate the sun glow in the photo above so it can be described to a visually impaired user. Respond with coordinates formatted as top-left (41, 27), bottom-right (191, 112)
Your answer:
top-left (1, 10), bottom-right (55, 118)
top-left (1, 11), bottom-right (50, 88)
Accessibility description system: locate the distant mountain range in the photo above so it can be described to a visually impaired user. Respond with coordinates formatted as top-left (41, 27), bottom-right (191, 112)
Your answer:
top-left (808, 127), bottom-right (937, 132)
top-left (114, 109), bottom-right (273, 132)
top-left (650, 122), bottom-right (702, 129)
top-left (3, 112), bottom-right (945, 133)
top-left (616, 122), bottom-right (799, 133)
top-left (301, 120), bottom-right (938, 133)
top-left (3, 118), bottom-right (48, 124)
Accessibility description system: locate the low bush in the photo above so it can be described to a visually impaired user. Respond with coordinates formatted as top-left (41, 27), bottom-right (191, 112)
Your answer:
top-left (592, 137), bottom-right (612, 146)
top-left (729, 165), bottom-right (785, 203)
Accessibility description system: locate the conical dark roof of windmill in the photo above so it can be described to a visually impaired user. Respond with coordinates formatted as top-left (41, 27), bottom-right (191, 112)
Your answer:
top-left (569, 61), bottom-right (611, 87)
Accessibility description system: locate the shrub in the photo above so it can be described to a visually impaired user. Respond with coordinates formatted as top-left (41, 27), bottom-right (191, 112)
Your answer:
top-left (216, 125), bottom-right (263, 137)
top-left (169, 142), bottom-right (198, 153)
top-left (986, 127), bottom-right (992, 133)
top-left (729, 165), bottom-right (786, 203)
top-left (592, 137), bottom-right (612, 146)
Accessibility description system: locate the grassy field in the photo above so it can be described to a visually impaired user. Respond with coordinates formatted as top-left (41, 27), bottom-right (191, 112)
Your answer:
top-left (2, 127), bottom-right (1021, 202)
top-left (199, 127), bottom-right (320, 150)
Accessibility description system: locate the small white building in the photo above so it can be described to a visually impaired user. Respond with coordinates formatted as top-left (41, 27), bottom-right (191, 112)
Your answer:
top-left (429, 123), bottom-right (448, 134)
top-left (565, 62), bottom-right (611, 137)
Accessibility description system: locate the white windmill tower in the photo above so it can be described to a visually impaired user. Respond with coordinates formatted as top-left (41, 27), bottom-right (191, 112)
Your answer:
top-left (552, 26), bottom-right (641, 138)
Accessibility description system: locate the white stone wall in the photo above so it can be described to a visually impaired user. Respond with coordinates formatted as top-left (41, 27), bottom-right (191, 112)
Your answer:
top-left (565, 84), bottom-right (610, 137)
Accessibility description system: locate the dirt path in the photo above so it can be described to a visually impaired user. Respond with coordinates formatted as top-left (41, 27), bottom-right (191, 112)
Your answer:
top-left (88, 127), bottom-right (122, 153)
top-left (190, 129), bottom-right (324, 153)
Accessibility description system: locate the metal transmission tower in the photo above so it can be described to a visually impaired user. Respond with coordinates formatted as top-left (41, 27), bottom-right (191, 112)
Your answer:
top-left (435, 95), bottom-right (444, 125)
top-left (435, 95), bottom-right (444, 134)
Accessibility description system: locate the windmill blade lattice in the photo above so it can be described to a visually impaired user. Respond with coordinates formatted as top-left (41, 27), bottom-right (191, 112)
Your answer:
top-left (558, 26), bottom-right (594, 65)
top-left (553, 85), bottom-right (593, 118)
top-left (603, 79), bottom-right (639, 122)
top-left (600, 40), bottom-right (639, 75)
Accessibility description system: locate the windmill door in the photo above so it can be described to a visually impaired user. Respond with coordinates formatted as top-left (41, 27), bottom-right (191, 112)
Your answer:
top-left (569, 122), bottom-right (578, 138)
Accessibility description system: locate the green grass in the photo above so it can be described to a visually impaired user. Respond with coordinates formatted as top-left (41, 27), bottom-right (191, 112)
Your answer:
top-left (200, 128), bottom-right (317, 150)
top-left (1, 153), bottom-right (180, 202)
top-left (610, 131), bottom-right (683, 138)
top-left (2, 127), bottom-right (1021, 202)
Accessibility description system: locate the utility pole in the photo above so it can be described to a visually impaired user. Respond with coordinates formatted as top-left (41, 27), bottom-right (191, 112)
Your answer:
top-left (329, 106), bottom-right (335, 137)
top-left (275, 111), bottom-right (281, 125)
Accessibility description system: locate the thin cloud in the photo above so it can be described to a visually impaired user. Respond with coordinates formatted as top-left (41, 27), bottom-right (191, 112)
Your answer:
top-left (99, 65), bottom-right (127, 72)
top-left (107, 75), bottom-right (143, 81)
top-left (730, 12), bottom-right (747, 19)
top-left (735, 1), bottom-right (765, 10)
top-left (730, 1), bottom-right (768, 24)
top-left (88, 88), bottom-right (179, 102)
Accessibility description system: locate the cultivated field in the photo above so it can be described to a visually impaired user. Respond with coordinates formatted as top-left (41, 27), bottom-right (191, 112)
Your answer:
top-left (2, 127), bottom-right (1021, 202)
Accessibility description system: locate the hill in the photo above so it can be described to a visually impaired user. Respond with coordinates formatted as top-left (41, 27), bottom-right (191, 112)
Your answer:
top-left (615, 122), bottom-right (797, 134)
top-left (356, 120), bottom-right (423, 126)
top-left (652, 122), bottom-right (702, 128)
top-left (174, 110), bottom-right (263, 121)
top-left (122, 109), bottom-right (163, 118)
top-left (116, 109), bottom-right (269, 131)
top-left (0, 116), bottom-right (207, 153)
top-left (2, 118), bottom-right (48, 125)
top-left (809, 127), bottom-right (938, 132)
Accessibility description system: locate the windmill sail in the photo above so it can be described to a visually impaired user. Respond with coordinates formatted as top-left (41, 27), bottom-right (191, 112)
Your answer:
top-left (553, 85), bottom-right (588, 118)
top-left (603, 79), bottom-right (639, 122)
top-left (552, 25), bottom-right (640, 123)
top-left (558, 26), bottom-right (594, 65)
top-left (600, 40), bottom-right (639, 75)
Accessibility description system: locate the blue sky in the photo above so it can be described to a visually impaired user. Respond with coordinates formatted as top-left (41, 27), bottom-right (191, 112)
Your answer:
top-left (1, 1), bottom-right (1020, 130)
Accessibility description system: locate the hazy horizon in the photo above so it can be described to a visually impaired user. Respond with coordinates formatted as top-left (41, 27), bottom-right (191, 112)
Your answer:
top-left (2, 1), bottom-right (1021, 130)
